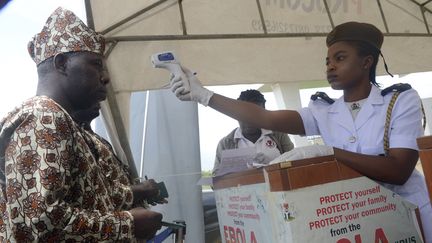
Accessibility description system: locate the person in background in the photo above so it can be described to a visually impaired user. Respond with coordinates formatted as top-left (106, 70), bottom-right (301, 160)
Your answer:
top-left (213, 89), bottom-right (293, 176)
top-left (170, 22), bottom-right (432, 242)
top-left (0, 7), bottom-right (162, 242)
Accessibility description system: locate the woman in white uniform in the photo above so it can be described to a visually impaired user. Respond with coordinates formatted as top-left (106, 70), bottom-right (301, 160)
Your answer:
top-left (170, 22), bottom-right (432, 241)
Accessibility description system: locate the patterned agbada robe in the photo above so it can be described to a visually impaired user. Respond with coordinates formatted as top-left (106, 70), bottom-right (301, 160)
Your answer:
top-left (0, 96), bottom-right (137, 242)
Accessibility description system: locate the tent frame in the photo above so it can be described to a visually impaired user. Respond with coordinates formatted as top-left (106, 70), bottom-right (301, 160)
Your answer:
top-left (89, 0), bottom-right (431, 44)
top-left (84, 0), bottom-right (432, 178)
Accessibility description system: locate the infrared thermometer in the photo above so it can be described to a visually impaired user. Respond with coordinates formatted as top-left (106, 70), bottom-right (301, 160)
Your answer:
top-left (151, 51), bottom-right (190, 93)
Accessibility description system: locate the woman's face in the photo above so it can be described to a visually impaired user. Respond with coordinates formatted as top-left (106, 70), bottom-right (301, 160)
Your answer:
top-left (326, 41), bottom-right (370, 90)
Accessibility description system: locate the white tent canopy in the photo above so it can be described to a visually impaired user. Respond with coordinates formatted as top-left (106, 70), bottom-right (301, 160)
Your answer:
top-left (87, 0), bottom-right (432, 177)
top-left (87, 0), bottom-right (432, 144)
top-left (88, 0), bottom-right (432, 92)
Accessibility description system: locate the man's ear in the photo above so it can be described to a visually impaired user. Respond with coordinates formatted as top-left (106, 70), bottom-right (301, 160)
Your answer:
top-left (53, 53), bottom-right (68, 74)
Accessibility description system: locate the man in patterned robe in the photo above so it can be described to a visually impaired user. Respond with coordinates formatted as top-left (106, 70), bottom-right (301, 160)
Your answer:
top-left (0, 7), bottom-right (163, 242)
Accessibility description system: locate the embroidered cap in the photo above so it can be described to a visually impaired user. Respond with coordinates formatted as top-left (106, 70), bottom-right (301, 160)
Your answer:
top-left (326, 22), bottom-right (383, 50)
top-left (28, 7), bottom-right (105, 65)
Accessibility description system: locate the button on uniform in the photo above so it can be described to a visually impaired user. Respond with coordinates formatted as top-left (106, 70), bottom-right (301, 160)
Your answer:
top-left (348, 136), bottom-right (356, 143)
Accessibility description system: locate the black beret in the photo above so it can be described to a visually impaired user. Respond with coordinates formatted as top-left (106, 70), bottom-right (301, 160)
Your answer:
top-left (326, 22), bottom-right (383, 50)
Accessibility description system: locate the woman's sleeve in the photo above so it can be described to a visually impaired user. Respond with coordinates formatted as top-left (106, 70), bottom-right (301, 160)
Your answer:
top-left (389, 89), bottom-right (424, 150)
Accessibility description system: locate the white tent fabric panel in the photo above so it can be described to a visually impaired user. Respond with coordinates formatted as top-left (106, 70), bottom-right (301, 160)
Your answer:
top-left (426, 4), bottom-right (432, 28)
top-left (381, 0), bottom-right (430, 33)
top-left (106, 35), bottom-right (432, 92)
top-left (182, 0), bottom-right (263, 34)
top-left (89, 0), bottom-right (432, 92)
top-left (129, 90), bottom-right (205, 243)
top-left (323, 1), bottom-right (385, 29)
top-left (106, 38), bottom-right (329, 92)
top-left (259, 1), bottom-right (331, 33)
top-left (91, 0), bottom-right (181, 36)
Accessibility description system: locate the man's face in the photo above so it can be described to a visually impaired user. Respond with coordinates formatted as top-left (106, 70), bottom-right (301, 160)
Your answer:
top-left (238, 101), bottom-right (265, 137)
top-left (62, 52), bottom-right (110, 110)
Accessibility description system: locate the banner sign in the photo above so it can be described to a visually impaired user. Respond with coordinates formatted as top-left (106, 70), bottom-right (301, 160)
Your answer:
top-left (269, 177), bottom-right (422, 243)
top-left (215, 177), bottom-right (423, 243)
top-left (215, 183), bottom-right (272, 243)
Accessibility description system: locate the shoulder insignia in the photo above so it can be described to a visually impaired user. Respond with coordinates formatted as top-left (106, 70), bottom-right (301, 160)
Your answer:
top-left (381, 83), bottom-right (411, 96)
top-left (311, 91), bottom-right (335, 104)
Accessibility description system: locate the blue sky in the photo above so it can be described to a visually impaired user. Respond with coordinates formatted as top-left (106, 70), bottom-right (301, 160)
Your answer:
top-left (0, 0), bottom-right (86, 117)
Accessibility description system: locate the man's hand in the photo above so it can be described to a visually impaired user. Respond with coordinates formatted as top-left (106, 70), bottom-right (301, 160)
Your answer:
top-left (170, 67), bottom-right (214, 106)
top-left (129, 207), bottom-right (163, 240)
top-left (131, 179), bottom-right (168, 205)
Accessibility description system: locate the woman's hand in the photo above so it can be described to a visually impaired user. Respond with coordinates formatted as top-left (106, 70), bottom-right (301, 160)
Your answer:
top-left (170, 66), bottom-right (214, 106)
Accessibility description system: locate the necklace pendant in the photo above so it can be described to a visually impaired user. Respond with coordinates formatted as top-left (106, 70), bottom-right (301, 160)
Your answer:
top-left (351, 103), bottom-right (360, 110)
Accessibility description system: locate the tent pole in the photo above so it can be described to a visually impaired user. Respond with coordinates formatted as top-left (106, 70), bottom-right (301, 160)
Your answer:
top-left (104, 84), bottom-right (139, 180)
top-left (86, 0), bottom-right (139, 181)
top-left (323, 0), bottom-right (335, 29)
top-left (421, 6), bottom-right (431, 34)
top-left (255, 0), bottom-right (268, 34)
top-left (410, 0), bottom-right (432, 14)
top-left (377, 0), bottom-right (390, 33)
top-left (177, 0), bottom-right (187, 35)
top-left (84, 0), bottom-right (95, 29)
top-left (105, 32), bottom-right (431, 43)
top-left (139, 91), bottom-right (150, 178)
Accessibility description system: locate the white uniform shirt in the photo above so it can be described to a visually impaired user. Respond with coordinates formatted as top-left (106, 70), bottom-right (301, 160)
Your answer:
top-left (234, 128), bottom-right (281, 164)
top-left (298, 85), bottom-right (432, 242)
top-left (298, 85), bottom-right (425, 193)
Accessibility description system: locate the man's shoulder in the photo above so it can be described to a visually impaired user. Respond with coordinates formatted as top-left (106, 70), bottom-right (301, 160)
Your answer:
top-left (18, 96), bottom-right (74, 122)
top-left (223, 128), bottom-right (237, 140)
top-left (268, 131), bottom-right (291, 144)
top-left (217, 128), bottom-right (237, 148)
top-left (1, 96), bottom-right (72, 133)
top-left (270, 130), bottom-right (287, 137)
top-left (21, 96), bottom-right (66, 114)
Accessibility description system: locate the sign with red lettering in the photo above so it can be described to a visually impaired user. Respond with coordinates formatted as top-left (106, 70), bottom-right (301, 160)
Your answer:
top-left (215, 177), bottom-right (424, 242)
top-left (268, 177), bottom-right (423, 242)
top-left (215, 183), bottom-right (272, 243)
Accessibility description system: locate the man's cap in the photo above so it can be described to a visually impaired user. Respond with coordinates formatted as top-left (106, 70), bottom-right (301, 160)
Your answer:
top-left (326, 22), bottom-right (384, 50)
top-left (28, 7), bottom-right (105, 65)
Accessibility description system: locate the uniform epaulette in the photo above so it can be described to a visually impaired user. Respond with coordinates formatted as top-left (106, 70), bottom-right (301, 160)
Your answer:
top-left (310, 91), bottom-right (335, 104)
top-left (381, 83), bottom-right (411, 96)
